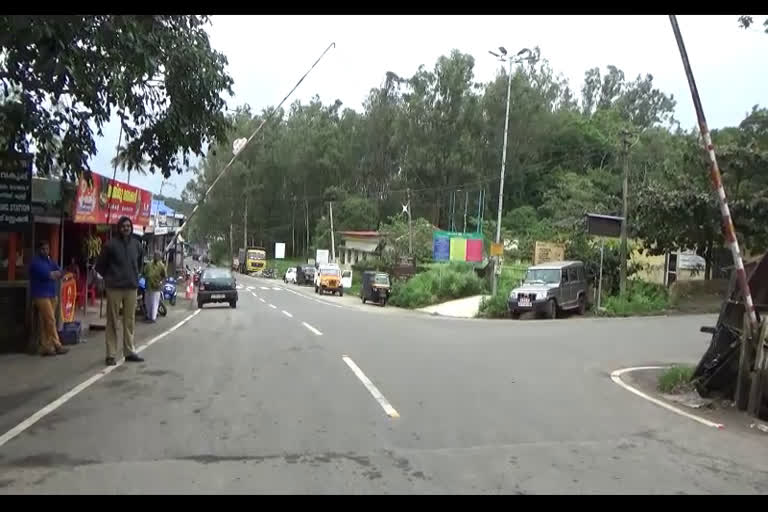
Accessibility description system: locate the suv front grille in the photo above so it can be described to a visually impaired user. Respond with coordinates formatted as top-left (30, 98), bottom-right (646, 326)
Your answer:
top-left (518, 293), bottom-right (537, 301)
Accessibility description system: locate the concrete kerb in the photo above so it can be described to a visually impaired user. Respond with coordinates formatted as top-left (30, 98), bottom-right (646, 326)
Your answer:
top-left (610, 366), bottom-right (725, 430)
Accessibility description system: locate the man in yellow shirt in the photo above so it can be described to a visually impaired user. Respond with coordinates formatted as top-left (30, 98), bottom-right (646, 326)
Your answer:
top-left (143, 251), bottom-right (167, 323)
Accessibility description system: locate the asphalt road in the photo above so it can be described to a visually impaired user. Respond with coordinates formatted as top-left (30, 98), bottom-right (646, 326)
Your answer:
top-left (1, 271), bottom-right (768, 494)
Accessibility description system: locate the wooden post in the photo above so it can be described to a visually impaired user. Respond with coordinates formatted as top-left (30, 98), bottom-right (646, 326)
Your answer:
top-left (735, 312), bottom-right (754, 410)
top-left (748, 317), bottom-right (768, 418)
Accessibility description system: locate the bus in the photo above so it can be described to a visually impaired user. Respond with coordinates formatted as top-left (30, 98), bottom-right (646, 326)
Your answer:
top-left (237, 246), bottom-right (267, 274)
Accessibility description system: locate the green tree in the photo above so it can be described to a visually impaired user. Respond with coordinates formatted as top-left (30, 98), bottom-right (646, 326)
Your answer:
top-left (0, 15), bottom-right (233, 179)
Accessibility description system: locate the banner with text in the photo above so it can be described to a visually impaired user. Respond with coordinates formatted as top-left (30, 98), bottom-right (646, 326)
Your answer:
top-left (74, 173), bottom-right (152, 226)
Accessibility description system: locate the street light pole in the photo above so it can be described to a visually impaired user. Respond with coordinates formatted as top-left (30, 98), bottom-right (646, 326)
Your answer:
top-left (491, 58), bottom-right (513, 296)
top-left (489, 47), bottom-right (533, 296)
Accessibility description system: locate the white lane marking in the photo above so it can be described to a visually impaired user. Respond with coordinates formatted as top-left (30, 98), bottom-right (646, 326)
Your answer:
top-left (260, 286), bottom-right (269, 290)
top-left (251, 292), bottom-right (258, 298)
top-left (610, 366), bottom-right (724, 430)
top-left (259, 298), bottom-right (266, 303)
top-left (301, 322), bottom-right (323, 336)
top-left (246, 286), bottom-right (254, 291)
top-left (342, 355), bottom-right (400, 419)
top-left (269, 304), bottom-right (277, 309)
top-left (236, 285), bottom-right (244, 290)
top-left (272, 287), bottom-right (281, 291)
top-left (282, 310), bottom-right (293, 318)
top-left (0, 309), bottom-right (202, 449)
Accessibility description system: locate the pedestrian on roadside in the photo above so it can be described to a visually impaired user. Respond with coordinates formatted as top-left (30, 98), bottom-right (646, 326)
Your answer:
top-left (95, 216), bottom-right (145, 366)
top-left (143, 251), bottom-right (167, 323)
top-left (29, 241), bottom-right (69, 356)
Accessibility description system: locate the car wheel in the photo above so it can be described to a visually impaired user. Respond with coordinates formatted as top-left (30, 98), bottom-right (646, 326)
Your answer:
top-left (197, 301), bottom-right (203, 309)
top-left (577, 295), bottom-right (586, 315)
top-left (230, 301), bottom-right (237, 309)
top-left (314, 286), bottom-right (318, 294)
top-left (362, 297), bottom-right (366, 304)
top-left (511, 311), bottom-right (520, 320)
top-left (546, 299), bottom-right (557, 319)
top-left (339, 289), bottom-right (343, 297)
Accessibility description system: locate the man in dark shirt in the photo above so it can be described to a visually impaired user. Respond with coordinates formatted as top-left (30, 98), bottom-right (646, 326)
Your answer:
top-left (29, 241), bottom-right (68, 356)
top-left (96, 216), bottom-right (145, 366)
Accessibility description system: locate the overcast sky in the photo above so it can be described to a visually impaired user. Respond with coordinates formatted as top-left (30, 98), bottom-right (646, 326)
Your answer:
top-left (88, 14), bottom-right (768, 200)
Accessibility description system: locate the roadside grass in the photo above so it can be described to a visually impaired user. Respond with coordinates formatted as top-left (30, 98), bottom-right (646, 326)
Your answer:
top-left (657, 365), bottom-right (696, 394)
top-left (477, 263), bottom-right (533, 318)
top-left (389, 262), bottom-right (484, 309)
top-left (267, 259), bottom-right (303, 277)
top-left (599, 280), bottom-right (670, 317)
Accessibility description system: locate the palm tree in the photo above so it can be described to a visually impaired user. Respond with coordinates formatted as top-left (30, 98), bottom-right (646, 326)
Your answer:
top-left (110, 144), bottom-right (151, 184)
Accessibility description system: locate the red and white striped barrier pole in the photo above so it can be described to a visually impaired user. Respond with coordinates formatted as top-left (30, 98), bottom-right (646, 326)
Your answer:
top-left (669, 15), bottom-right (758, 333)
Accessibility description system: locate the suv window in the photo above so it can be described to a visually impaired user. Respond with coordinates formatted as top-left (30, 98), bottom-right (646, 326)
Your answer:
top-left (561, 270), bottom-right (569, 283)
top-left (567, 267), bottom-right (578, 282)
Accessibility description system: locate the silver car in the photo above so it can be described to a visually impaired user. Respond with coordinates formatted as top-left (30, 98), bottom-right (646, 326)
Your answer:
top-left (507, 261), bottom-right (588, 319)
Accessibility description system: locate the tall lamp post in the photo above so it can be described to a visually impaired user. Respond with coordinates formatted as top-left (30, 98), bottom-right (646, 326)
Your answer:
top-left (488, 46), bottom-right (535, 295)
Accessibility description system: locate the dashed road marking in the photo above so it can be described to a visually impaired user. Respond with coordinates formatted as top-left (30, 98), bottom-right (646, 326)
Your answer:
top-left (282, 310), bottom-right (293, 318)
top-left (269, 304), bottom-right (277, 309)
top-left (301, 322), bottom-right (323, 336)
top-left (342, 355), bottom-right (400, 419)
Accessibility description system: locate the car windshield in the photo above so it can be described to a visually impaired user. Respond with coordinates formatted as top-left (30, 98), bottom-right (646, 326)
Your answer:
top-left (248, 250), bottom-right (265, 260)
top-left (321, 268), bottom-right (340, 276)
top-left (204, 269), bottom-right (232, 280)
top-left (374, 274), bottom-right (390, 285)
top-left (524, 268), bottom-right (560, 284)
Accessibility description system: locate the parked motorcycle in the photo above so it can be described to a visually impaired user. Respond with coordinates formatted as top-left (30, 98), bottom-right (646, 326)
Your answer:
top-left (162, 277), bottom-right (178, 306)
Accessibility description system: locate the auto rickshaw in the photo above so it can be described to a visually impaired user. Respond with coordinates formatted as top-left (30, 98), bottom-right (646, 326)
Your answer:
top-left (361, 270), bottom-right (391, 306)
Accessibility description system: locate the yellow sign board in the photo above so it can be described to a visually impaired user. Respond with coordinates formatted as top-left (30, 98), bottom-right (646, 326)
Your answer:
top-left (490, 242), bottom-right (503, 257)
top-left (534, 241), bottom-right (565, 265)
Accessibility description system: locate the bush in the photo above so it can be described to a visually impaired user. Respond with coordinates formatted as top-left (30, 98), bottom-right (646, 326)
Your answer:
top-left (477, 292), bottom-right (508, 318)
top-left (389, 263), bottom-right (484, 309)
top-left (600, 280), bottom-right (669, 317)
top-left (657, 365), bottom-right (695, 394)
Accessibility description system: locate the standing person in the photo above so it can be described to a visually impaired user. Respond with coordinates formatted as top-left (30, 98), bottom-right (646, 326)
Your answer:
top-left (95, 216), bottom-right (145, 366)
top-left (29, 241), bottom-right (69, 356)
top-left (143, 251), bottom-right (167, 323)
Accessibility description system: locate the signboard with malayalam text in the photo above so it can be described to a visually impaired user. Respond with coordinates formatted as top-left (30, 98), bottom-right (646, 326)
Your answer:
top-left (0, 152), bottom-right (32, 232)
top-left (73, 172), bottom-right (152, 226)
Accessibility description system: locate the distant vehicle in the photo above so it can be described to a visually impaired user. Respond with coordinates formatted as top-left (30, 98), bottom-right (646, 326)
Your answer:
top-left (507, 260), bottom-right (588, 319)
top-left (361, 271), bottom-right (390, 306)
top-left (284, 267), bottom-right (297, 284)
top-left (315, 263), bottom-right (343, 296)
top-left (296, 265), bottom-right (315, 286)
top-left (198, 267), bottom-right (238, 309)
top-left (192, 254), bottom-right (199, 262)
top-left (237, 246), bottom-right (266, 274)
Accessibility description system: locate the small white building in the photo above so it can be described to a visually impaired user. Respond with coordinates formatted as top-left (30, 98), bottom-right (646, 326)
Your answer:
top-left (339, 231), bottom-right (382, 266)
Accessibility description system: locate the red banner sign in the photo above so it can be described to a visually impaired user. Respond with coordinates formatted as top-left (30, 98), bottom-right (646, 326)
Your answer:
top-left (60, 273), bottom-right (77, 323)
top-left (73, 173), bottom-right (152, 226)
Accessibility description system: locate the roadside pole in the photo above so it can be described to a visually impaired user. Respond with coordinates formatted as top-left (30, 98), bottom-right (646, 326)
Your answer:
top-left (598, 239), bottom-right (604, 310)
top-left (619, 129), bottom-right (631, 297)
top-left (329, 200), bottom-right (335, 263)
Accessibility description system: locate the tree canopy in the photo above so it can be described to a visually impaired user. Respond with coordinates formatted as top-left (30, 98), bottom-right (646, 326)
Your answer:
top-left (0, 15), bottom-right (233, 180)
top-left (180, 47), bottom-right (766, 275)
